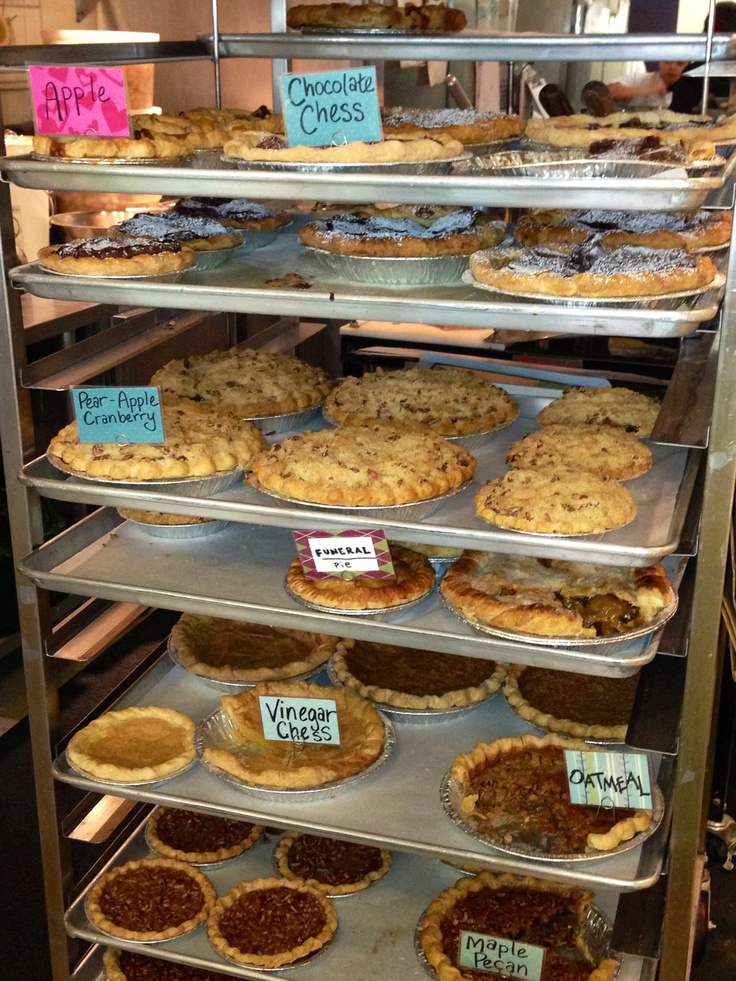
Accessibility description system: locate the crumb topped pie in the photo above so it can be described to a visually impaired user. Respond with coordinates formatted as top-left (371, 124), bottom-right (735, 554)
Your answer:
top-left (38, 235), bottom-right (195, 277)
top-left (275, 831), bottom-right (392, 895)
top-left (506, 424), bottom-right (652, 480)
top-left (537, 387), bottom-right (660, 436)
top-left (103, 949), bottom-right (225, 981)
top-left (147, 806), bottom-right (264, 864)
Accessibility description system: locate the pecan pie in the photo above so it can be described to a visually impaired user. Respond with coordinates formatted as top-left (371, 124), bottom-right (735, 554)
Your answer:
top-left (103, 948), bottom-right (226, 981)
top-left (420, 871), bottom-right (618, 981)
top-left (207, 877), bottom-right (338, 967)
top-left (383, 107), bottom-right (524, 144)
top-left (147, 806), bottom-right (264, 863)
top-left (451, 734), bottom-right (652, 853)
top-left (38, 236), bottom-right (195, 277)
top-left (113, 212), bottom-right (244, 252)
top-left (505, 424), bottom-right (651, 480)
top-left (537, 387), bottom-right (660, 437)
top-left (275, 831), bottom-right (392, 895)
top-left (87, 857), bottom-right (216, 941)
top-left (286, 3), bottom-right (467, 31)
top-left (223, 130), bottom-right (464, 164)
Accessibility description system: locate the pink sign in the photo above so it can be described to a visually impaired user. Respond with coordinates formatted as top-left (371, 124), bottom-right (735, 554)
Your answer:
top-left (29, 65), bottom-right (131, 138)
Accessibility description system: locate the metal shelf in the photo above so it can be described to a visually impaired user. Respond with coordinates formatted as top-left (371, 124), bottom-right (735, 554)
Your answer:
top-left (0, 40), bottom-right (210, 69)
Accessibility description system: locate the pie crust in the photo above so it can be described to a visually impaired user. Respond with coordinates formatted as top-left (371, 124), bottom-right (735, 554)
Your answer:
top-left (505, 424), bottom-right (652, 480)
top-left (285, 544), bottom-right (435, 611)
top-left (113, 212), bottom-right (244, 252)
top-left (103, 948), bottom-right (225, 981)
top-left (332, 637), bottom-right (502, 709)
top-left (440, 551), bottom-right (673, 638)
top-left (117, 508), bottom-right (213, 525)
top-left (172, 197), bottom-right (291, 231)
top-left (207, 877), bottom-right (338, 967)
top-left (38, 236), bottom-right (195, 277)
top-left (87, 857), bottom-right (216, 941)
top-left (537, 387), bottom-right (660, 437)
top-left (286, 3), bottom-right (467, 31)
top-left (420, 871), bottom-right (618, 981)
top-left (325, 366), bottom-right (519, 435)
top-left (450, 733), bottom-right (652, 853)
top-left (202, 680), bottom-right (386, 787)
top-left (248, 425), bottom-right (476, 506)
top-left (383, 107), bottom-right (524, 144)
top-left (274, 831), bottom-right (392, 895)
top-left (32, 134), bottom-right (194, 160)
top-left (223, 130), bottom-right (464, 164)
top-left (182, 106), bottom-right (284, 134)
top-left (147, 806), bottom-right (264, 863)
top-left (67, 706), bottom-right (196, 783)
top-left (170, 614), bottom-right (339, 682)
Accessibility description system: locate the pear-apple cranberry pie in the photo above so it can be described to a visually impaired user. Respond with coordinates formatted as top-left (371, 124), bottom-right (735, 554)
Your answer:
top-left (147, 806), bottom-right (264, 864)
top-left (440, 551), bottom-right (674, 639)
top-left (382, 107), bottom-right (524, 144)
top-left (537, 386), bottom-right (660, 436)
top-left (505, 424), bottom-right (651, 480)
top-left (103, 948), bottom-right (227, 981)
top-left (223, 130), bottom-right (464, 164)
top-left (274, 831), bottom-right (392, 895)
top-left (38, 236), bottom-right (195, 277)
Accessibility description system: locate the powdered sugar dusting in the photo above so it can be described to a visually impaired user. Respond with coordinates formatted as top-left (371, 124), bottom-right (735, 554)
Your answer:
top-left (177, 197), bottom-right (274, 220)
top-left (383, 108), bottom-right (503, 128)
top-left (509, 244), bottom-right (696, 277)
top-left (116, 212), bottom-right (229, 240)
top-left (314, 210), bottom-right (483, 242)
top-left (571, 210), bottom-right (709, 233)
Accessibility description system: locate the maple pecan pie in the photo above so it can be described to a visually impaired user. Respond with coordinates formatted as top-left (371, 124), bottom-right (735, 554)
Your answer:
top-left (147, 806), bottom-right (264, 863)
top-left (420, 871), bottom-right (618, 981)
top-left (103, 948), bottom-right (226, 981)
top-left (286, 2), bottom-right (466, 31)
top-left (223, 130), bottom-right (464, 164)
top-left (113, 212), bottom-right (244, 252)
top-left (383, 107), bottom-right (524, 144)
top-left (537, 387), bottom-right (660, 437)
top-left (38, 236), bottom-right (195, 277)
top-left (505, 424), bottom-right (652, 480)
top-left (88, 857), bottom-right (216, 941)
top-left (275, 831), bottom-right (392, 895)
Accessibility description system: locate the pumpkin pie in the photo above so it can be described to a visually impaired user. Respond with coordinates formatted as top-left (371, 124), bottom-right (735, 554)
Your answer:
top-left (147, 806), bottom-right (264, 864)
top-left (103, 948), bottom-right (226, 981)
top-left (537, 386), bottom-right (660, 437)
top-left (274, 831), bottom-right (392, 895)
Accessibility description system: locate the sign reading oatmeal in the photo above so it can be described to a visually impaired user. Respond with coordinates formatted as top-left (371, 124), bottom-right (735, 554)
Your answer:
top-left (293, 529), bottom-right (395, 580)
top-left (260, 695), bottom-right (341, 744)
top-left (564, 750), bottom-right (653, 810)
top-left (29, 65), bottom-right (131, 137)
top-left (458, 931), bottom-right (545, 980)
top-left (280, 66), bottom-right (382, 147)
top-left (72, 386), bottom-right (164, 444)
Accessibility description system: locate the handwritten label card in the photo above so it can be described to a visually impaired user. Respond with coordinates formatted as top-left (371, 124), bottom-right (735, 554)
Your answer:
top-left (260, 695), bottom-right (340, 744)
top-left (565, 750), bottom-right (653, 809)
top-left (292, 529), bottom-right (395, 580)
top-left (29, 65), bottom-right (131, 137)
top-left (280, 66), bottom-right (382, 147)
top-left (72, 387), bottom-right (164, 444)
top-left (459, 931), bottom-right (545, 980)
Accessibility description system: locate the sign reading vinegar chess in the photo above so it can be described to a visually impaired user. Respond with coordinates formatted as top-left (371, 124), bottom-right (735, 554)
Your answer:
top-left (564, 750), bottom-right (653, 809)
top-left (29, 65), bottom-right (131, 137)
top-left (72, 387), bottom-right (164, 444)
top-left (280, 66), bottom-right (382, 147)
top-left (458, 931), bottom-right (545, 980)
top-left (260, 695), bottom-right (341, 744)
top-left (292, 529), bottom-right (395, 580)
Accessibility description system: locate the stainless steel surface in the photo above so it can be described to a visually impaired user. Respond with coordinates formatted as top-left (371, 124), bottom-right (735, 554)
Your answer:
top-left (117, 516), bottom-right (231, 539)
top-left (0, 40), bottom-right (210, 67)
top-left (304, 249), bottom-right (469, 287)
top-left (223, 155), bottom-right (467, 176)
top-left (651, 333), bottom-right (717, 448)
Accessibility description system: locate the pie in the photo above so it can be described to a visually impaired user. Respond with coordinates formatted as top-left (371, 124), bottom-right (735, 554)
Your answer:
top-left (113, 212), bottom-right (244, 252)
top-left (103, 949), bottom-right (227, 981)
top-left (474, 468), bottom-right (637, 535)
top-left (331, 637), bottom-right (502, 709)
top-left (325, 366), bottom-right (518, 436)
top-left (48, 395), bottom-right (267, 479)
top-left (505, 424), bottom-right (652, 480)
top-left (223, 131), bottom-right (464, 164)
top-left (286, 543), bottom-right (435, 612)
top-left (37, 236), bottom-right (195, 277)
top-left (248, 425), bottom-right (476, 506)
top-left (420, 871), bottom-right (618, 981)
top-left (170, 614), bottom-right (338, 682)
top-left (274, 831), bottom-right (392, 894)
top-left (440, 551), bottom-right (673, 638)
top-left (202, 680), bottom-right (385, 788)
top-left (503, 664), bottom-right (639, 741)
top-left (147, 806), bottom-right (263, 863)
top-left (286, 3), bottom-right (466, 31)
top-left (32, 134), bottom-right (193, 160)
top-left (87, 857), bottom-right (216, 941)
top-left (150, 347), bottom-right (333, 417)
top-left (451, 733), bottom-right (652, 853)
top-left (172, 197), bottom-right (291, 231)
top-left (382, 107), bottom-right (524, 144)
top-left (299, 210), bottom-right (506, 257)
top-left (355, 203), bottom-right (472, 225)
top-left (181, 105), bottom-right (284, 134)
top-left (537, 386), bottom-right (660, 437)
top-left (67, 706), bottom-right (196, 783)
top-left (207, 877), bottom-right (338, 967)
top-left (117, 508), bottom-right (214, 526)
top-left (585, 134), bottom-right (718, 164)
top-left (403, 542), bottom-right (464, 559)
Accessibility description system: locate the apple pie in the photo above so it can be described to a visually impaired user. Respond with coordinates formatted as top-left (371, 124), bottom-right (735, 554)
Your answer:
top-left (147, 806), bottom-right (264, 863)
top-left (274, 831), bottom-right (392, 895)
top-left (505, 424), bottom-right (651, 480)
top-left (537, 386), bottom-right (660, 436)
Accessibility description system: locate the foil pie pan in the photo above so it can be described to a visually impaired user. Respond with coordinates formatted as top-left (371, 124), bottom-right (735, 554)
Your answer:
top-left (195, 707), bottom-right (396, 801)
top-left (236, 222), bottom-right (292, 251)
top-left (461, 147), bottom-right (727, 176)
top-left (245, 403), bottom-right (323, 436)
top-left (118, 514), bottom-right (230, 539)
top-left (284, 577), bottom-right (435, 622)
top-left (305, 247), bottom-right (468, 286)
top-left (190, 147), bottom-right (231, 170)
top-left (48, 454), bottom-right (243, 497)
top-left (192, 243), bottom-right (241, 271)
top-left (66, 752), bottom-right (196, 789)
top-left (441, 770), bottom-right (664, 864)
top-left (221, 153), bottom-right (467, 176)
top-left (40, 265), bottom-right (187, 281)
top-left (30, 152), bottom-right (193, 167)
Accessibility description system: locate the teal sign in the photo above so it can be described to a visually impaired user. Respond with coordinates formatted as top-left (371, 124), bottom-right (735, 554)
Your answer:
top-left (565, 750), bottom-right (653, 809)
top-left (260, 695), bottom-right (341, 745)
top-left (72, 386), bottom-right (164, 444)
top-left (280, 66), bottom-right (382, 147)
top-left (459, 931), bottom-right (545, 980)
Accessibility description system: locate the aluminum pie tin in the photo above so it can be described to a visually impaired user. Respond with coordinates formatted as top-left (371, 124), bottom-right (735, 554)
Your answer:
top-left (464, 147), bottom-right (727, 177)
top-left (305, 247), bottom-right (468, 286)
top-left (506, 712), bottom-right (629, 748)
top-left (195, 707), bottom-right (396, 801)
top-left (245, 403), bottom-right (324, 436)
top-left (190, 147), bottom-right (231, 170)
top-left (118, 514), bottom-right (230, 539)
top-left (205, 929), bottom-right (335, 972)
top-left (515, 140), bottom-right (726, 173)
top-left (47, 454), bottom-right (243, 497)
top-left (236, 222), bottom-right (292, 251)
top-left (441, 770), bottom-right (665, 864)
top-left (192, 243), bottom-right (241, 271)
top-left (284, 578), bottom-right (435, 621)
top-left (40, 265), bottom-right (187, 281)
top-left (31, 152), bottom-right (193, 167)
top-left (221, 153), bottom-right (468, 176)
top-left (66, 751), bottom-right (197, 788)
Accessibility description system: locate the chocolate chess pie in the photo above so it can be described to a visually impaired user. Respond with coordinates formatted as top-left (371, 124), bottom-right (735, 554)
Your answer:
top-left (537, 386), bottom-right (660, 436)
top-left (172, 197), bottom-right (291, 231)
top-left (38, 236), bottom-right (195, 277)
top-left (383, 107), bottom-right (524, 144)
top-left (113, 212), bottom-right (244, 252)
top-left (147, 806), bottom-right (264, 863)
top-left (103, 948), bottom-right (226, 981)
top-left (87, 857), bottom-right (216, 941)
top-left (223, 130), bottom-right (464, 163)
top-left (505, 424), bottom-right (652, 480)
top-left (275, 831), bottom-right (392, 895)
top-left (286, 2), bottom-right (466, 31)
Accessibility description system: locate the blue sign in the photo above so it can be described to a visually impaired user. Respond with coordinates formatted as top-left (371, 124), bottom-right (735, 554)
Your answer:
top-left (459, 932), bottom-right (545, 980)
top-left (72, 386), bottom-right (164, 444)
top-left (280, 66), bottom-right (382, 147)
top-left (260, 695), bottom-right (341, 745)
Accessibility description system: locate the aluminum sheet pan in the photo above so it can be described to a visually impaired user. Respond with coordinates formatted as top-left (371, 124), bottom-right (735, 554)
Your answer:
top-left (30, 152), bottom-right (194, 167)
top-left (466, 148), bottom-right (728, 177)
top-left (117, 515), bottom-right (230, 539)
top-left (221, 153), bottom-right (468, 176)
top-left (304, 247), bottom-right (469, 286)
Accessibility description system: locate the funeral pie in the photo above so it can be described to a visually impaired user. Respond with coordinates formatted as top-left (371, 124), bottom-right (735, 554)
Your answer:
top-left (32, 134), bottom-right (194, 160)
top-left (383, 107), bottom-right (524, 144)
top-left (38, 236), bottom-right (195, 277)
top-left (537, 386), bottom-right (660, 437)
top-left (223, 130), bottom-right (464, 164)
top-left (286, 3), bottom-right (466, 31)
top-left (207, 877), bottom-right (338, 967)
top-left (87, 857), bottom-right (216, 941)
top-left (67, 706), bottom-right (195, 783)
top-left (503, 664), bottom-right (639, 741)
top-left (170, 614), bottom-right (338, 682)
top-left (150, 347), bottom-right (333, 418)
top-left (274, 831), bottom-right (392, 895)
top-left (325, 366), bottom-right (519, 435)
top-left (113, 212), bottom-right (244, 252)
top-left (172, 197), bottom-right (291, 231)
top-left (505, 424), bottom-right (652, 480)
top-left (420, 871), bottom-right (618, 981)
top-left (103, 949), bottom-right (226, 981)
top-left (451, 733), bottom-right (653, 853)
top-left (147, 806), bottom-right (263, 863)
top-left (440, 551), bottom-right (674, 638)
top-left (331, 637), bottom-right (502, 709)
top-left (202, 680), bottom-right (386, 788)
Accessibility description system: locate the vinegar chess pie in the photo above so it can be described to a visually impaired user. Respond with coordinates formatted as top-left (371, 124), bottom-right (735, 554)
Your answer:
top-left (147, 806), bottom-right (263, 863)
top-left (440, 551), bottom-right (673, 638)
top-left (103, 948), bottom-right (227, 981)
top-left (505, 424), bottom-right (652, 480)
top-left (38, 236), bottom-right (195, 277)
top-left (223, 130), bottom-right (464, 163)
top-left (286, 2), bottom-right (467, 31)
top-left (537, 386), bottom-right (660, 436)
top-left (113, 212), bottom-right (244, 252)
top-left (382, 107), bottom-right (524, 144)
top-left (274, 831), bottom-right (392, 895)
top-left (172, 197), bottom-right (291, 230)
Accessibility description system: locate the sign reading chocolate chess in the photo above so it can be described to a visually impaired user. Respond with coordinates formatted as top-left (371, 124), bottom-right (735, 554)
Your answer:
top-left (564, 750), bottom-right (653, 809)
top-left (458, 931), bottom-right (545, 980)
top-left (71, 386), bottom-right (164, 443)
top-left (259, 695), bottom-right (341, 744)
top-left (280, 67), bottom-right (382, 146)
top-left (293, 529), bottom-right (395, 579)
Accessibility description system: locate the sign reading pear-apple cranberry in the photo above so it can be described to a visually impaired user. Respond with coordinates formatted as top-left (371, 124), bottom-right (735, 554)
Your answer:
top-left (29, 65), bottom-right (131, 137)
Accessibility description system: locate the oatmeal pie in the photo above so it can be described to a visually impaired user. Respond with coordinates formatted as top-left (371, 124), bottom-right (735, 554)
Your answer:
top-left (67, 706), bottom-right (195, 783)
top-left (275, 831), bottom-right (392, 895)
top-left (207, 877), bottom-right (338, 967)
top-left (88, 857), bottom-right (216, 941)
top-left (171, 614), bottom-right (338, 682)
top-left (223, 130), bottom-right (464, 164)
top-left (474, 468), bottom-right (637, 535)
top-left (103, 948), bottom-right (228, 981)
top-left (300, 210), bottom-right (506, 257)
top-left (505, 424), bottom-right (652, 480)
top-left (202, 680), bottom-right (386, 788)
top-left (537, 386), bottom-right (660, 437)
top-left (420, 871), bottom-right (618, 981)
top-left (172, 197), bottom-right (291, 231)
top-left (147, 806), bottom-right (263, 863)
top-left (440, 551), bottom-right (674, 638)
top-left (32, 134), bottom-right (194, 160)
top-left (383, 107), bottom-right (524, 144)
top-left (113, 212), bottom-right (244, 252)
top-left (451, 733), bottom-right (653, 853)
top-left (248, 425), bottom-right (476, 506)
top-left (150, 347), bottom-right (333, 418)
top-left (48, 395), bottom-right (267, 480)
top-left (286, 2), bottom-right (466, 31)
top-left (332, 636), bottom-right (502, 709)
top-left (286, 543), bottom-right (435, 612)
top-left (503, 664), bottom-right (639, 741)
top-left (37, 235), bottom-right (195, 277)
